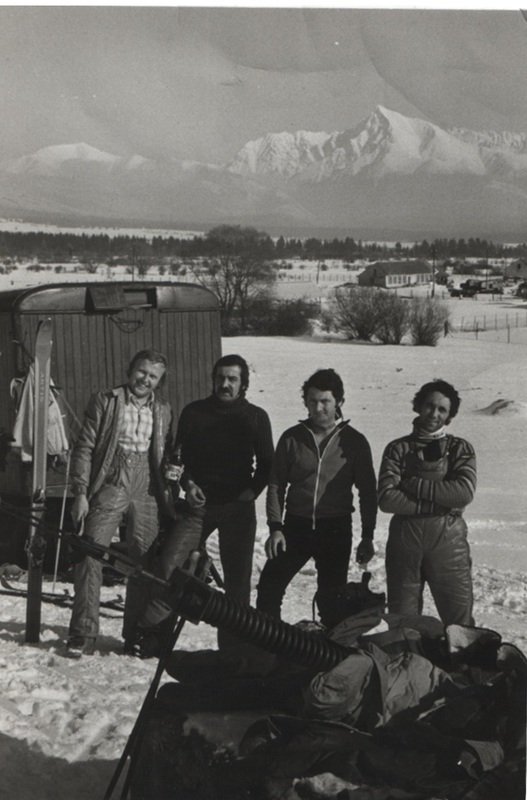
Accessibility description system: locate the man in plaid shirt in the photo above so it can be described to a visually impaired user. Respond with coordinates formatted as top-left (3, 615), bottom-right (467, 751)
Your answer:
top-left (66, 349), bottom-right (174, 657)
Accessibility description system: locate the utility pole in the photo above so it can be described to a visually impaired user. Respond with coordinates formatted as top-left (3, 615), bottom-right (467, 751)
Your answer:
top-left (431, 245), bottom-right (436, 297)
top-left (131, 243), bottom-right (136, 283)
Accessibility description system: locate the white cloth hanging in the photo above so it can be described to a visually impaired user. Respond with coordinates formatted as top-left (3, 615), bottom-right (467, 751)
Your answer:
top-left (11, 364), bottom-right (70, 462)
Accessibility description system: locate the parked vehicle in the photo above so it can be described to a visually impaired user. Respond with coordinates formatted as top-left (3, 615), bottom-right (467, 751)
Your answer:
top-left (479, 279), bottom-right (504, 295)
top-left (448, 279), bottom-right (503, 298)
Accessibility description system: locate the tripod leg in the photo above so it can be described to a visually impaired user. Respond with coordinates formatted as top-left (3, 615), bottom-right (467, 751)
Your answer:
top-left (208, 559), bottom-right (224, 590)
top-left (103, 550), bottom-right (202, 800)
top-left (118, 615), bottom-right (187, 799)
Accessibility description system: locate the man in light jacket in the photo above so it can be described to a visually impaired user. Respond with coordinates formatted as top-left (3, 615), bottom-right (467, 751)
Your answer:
top-left (66, 349), bottom-right (173, 656)
top-left (257, 368), bottom-right (377, 625)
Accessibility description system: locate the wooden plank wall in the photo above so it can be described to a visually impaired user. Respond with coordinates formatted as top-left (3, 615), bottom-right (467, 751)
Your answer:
top-left (10, 307), bottom-right (221, 446)
top-left (0, 313), bottom-right (17, 435)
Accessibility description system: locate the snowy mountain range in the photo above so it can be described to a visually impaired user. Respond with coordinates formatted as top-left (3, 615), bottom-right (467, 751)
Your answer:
top-left (228, 107), bottom-right (527, 181)
top-left (4, 143), bottom-right (155, 177)
top-left (1, 107), bottom-right (526, 238)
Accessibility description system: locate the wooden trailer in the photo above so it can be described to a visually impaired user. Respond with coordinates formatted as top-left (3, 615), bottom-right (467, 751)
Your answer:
top-left (0, 281), bottom-right (221, 567)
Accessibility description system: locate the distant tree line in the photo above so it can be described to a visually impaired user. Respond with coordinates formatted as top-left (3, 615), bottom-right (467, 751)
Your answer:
top-left (0, 226), bottom-right (525, 264)
top-left (0, 223), bottom-right (480, 346)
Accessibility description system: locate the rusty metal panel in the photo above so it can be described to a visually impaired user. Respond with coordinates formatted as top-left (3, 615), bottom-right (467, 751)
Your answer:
top-left (7, 282), bottom-right (219, 314)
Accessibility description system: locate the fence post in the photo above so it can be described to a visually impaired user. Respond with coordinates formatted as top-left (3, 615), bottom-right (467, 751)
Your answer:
top-left (507, 325), bottom-right (511, 344)
top-left (475, 322), bottom-right (479, 340)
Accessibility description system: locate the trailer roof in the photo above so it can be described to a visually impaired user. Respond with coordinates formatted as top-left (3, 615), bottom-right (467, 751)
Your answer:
top-left (0, 281), bottom-right (219, 314)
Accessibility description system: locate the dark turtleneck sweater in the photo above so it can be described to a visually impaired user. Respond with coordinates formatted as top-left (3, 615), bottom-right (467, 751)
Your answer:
top-left (175, 394), bottom-right (274, 505)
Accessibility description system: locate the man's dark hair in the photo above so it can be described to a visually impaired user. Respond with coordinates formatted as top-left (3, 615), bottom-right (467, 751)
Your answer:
top-left (302, 369), bottom-right (345, 416)
top-left (412, 379), bottom-right (461, 420)
top-left (127, 349), bottom-right (168, 386)
top-left (212, 354), bottom-right (250, 396)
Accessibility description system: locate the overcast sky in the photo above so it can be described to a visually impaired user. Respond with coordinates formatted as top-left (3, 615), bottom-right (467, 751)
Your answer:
top-left (1, 7), bottom-right (526, 163)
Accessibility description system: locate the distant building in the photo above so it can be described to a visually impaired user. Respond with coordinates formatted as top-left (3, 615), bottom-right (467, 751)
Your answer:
top-left (357, 260), bottom-right (432, 288)
top-left (504, 259), bottom-right (527, 281)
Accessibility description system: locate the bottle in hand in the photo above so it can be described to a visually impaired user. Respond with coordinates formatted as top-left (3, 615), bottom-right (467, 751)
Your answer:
top-left (164, 445), bottom-right (184, 483)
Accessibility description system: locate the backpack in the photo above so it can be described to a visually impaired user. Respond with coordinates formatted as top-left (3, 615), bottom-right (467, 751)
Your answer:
top-left (314, 571), bottom-right (386, 629)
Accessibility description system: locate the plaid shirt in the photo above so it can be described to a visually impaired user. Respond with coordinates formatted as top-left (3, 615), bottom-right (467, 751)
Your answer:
top-left (118, 390), bottom-right (154, 453)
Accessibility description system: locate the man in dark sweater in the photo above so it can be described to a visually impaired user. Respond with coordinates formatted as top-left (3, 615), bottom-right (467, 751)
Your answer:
top-left (133, 354), bottom-right (273, 654)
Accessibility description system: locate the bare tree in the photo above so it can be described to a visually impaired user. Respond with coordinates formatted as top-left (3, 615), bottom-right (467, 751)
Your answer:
top-left (325, 286), bottom-right (382, 341)
top-left (375, 292), bottom-right (411, 344)
top-left (409, 298), bottom-right (451, 346)
top-left (190, 226), bottom-right (276, 332)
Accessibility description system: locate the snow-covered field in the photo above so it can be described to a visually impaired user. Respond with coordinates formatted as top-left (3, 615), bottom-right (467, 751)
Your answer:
top-left (1, 320), bottom-right (527, 799)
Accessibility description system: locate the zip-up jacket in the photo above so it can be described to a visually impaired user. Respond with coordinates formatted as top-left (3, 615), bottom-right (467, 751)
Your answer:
top-left (70, 385), bottom-right (174, 517)
top-left (266, 419), bottom-right (377, 536)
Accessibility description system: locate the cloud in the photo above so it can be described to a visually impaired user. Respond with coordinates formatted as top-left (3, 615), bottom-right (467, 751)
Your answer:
top-left (0, 8), bottom-right (525, 163)
top-left (358, 10), bottom-right (527, 131)
top-left (182, 8), bottom-right (371, 73)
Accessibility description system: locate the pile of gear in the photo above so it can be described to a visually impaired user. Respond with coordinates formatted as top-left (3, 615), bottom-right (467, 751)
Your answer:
top-left (127, 580), bottom-right (526, 800)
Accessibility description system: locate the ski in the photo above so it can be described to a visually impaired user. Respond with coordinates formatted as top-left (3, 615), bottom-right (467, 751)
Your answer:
top-left (2, 575), bottom-right (71, 604)
top-left (2, 575), bottom-right (125, 612)
top-left (25, 318), bottom-right (53, 643)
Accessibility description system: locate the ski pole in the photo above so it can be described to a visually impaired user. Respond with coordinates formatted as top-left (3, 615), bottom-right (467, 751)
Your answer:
top-left (52, 450), bottom-right (71, 593)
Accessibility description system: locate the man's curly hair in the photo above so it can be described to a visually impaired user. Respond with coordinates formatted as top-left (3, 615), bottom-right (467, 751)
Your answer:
top-left (412, 379), bottom-right (461, 419)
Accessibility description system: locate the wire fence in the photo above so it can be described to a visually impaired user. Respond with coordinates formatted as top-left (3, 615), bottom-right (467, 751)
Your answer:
top-left (451, 309), bottom-right (527, 342)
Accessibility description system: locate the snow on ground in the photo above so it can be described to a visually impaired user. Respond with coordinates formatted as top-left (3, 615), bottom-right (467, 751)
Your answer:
top-left (0, 219), bottom-right (203, 239)
top-left (1, 318), bottom-right (527, 799)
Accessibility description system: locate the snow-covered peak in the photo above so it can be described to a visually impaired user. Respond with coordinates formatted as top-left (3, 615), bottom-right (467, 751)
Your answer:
top-left (5, 143), bottom-right (123, 176)
top-left (123, 154), bottom-right (153, 170)
top-left (227, 106), bottom-right (527, 182)
top-left (449, 126), bottom-right (527, 153)
top-left (227, 129), bottom-right (336, 178)
top-left (48, 142), bottom-right (118, 163)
